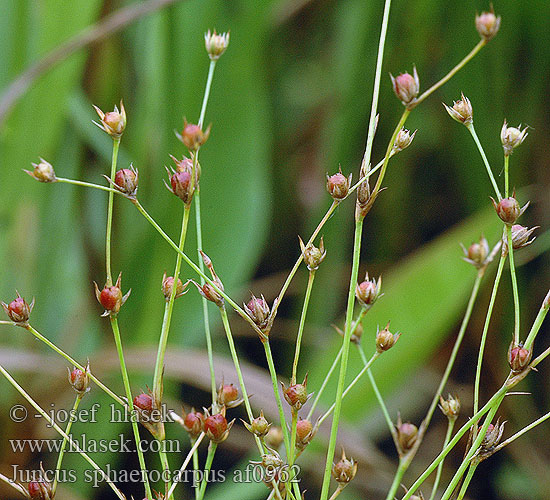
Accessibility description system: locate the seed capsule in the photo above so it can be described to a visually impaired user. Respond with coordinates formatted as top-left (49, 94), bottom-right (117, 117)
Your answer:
top-left (282, 375), bottom-right (310, 410)
top-left (243, 410), bottom-right (271, 437)
top-left (439, 394), bottom-right (460, 420)
top-left (2, 292), bottom-right (34, 323)
top-left (376, 322), bottom-right (400, 353)
top-left (475, 10), bottom-right (501, 41)
top-left (133, 392), bottom-right (154, 412)
top-left (176, 120), bottom-right (211, 151)
top-left (443, 94), bottom-right (473, 126)
top-left (94, 273), bottom-right (130, 317)
top-left (68, 363), bottom-right (90, 395)
top-left (390, 67), bottom-right (420, 106)
top-left (501, 121), bottom-right (528, 156)
top-left (204, 411), bottom-right (233, 443)
top-left (356, 273), bottom-right (381, 307)
top-left (244, 294), bottom-right (270, 331)
top-left (183, 409), bottom-right (204, 438)
top-left (396, 418), bottom-right (418, 455)
top-left (161, 273), bottom-right (186, 301)
top-left (326, 170), bottom-right (352, 200)
top-left (25, 158), bottom-right (57, 183)
top-left (492, 196), bottom-right (524, 225)
top-left (508, 342), bottom-right (532, 373)
top-left (93, 101), bottom-right (126, 138)
top-left (332, 449), bottom-right (357, 485)
top-left (113, 166), bottom-right (138, 197)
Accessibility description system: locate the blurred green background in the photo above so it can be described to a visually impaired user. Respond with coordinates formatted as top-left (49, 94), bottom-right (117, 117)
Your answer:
top-left (1, 0), bottom-right (550, 499)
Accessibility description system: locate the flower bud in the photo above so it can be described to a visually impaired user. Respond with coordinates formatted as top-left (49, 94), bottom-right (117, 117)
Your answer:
top-left (183, 409), bottom-right (204, 438)
top-left (461, 236), bottom-right (490, 269)
top-left (161, 272), bottom-right (186, 301)
top-left (396, 419), bottom-right (418, 454)
top-left (204, 30), bottom-right (230, 61)
top-left (439, 394), bottom-right (460, 421)
top-left (393, 128), bottom-right (417, 153)
top-left (332, 449), bottom-right (357, 485)
top-left (356, 273), bottom-right (381, 307)
top-left (2, 292), bottom-right (34, 324)
top-left (243, 410), bottom-right (271, 438)
top-left (25, 158), bottom-right (57, 183)
top-left (134, 392), bottom-right (154, 412)
top-left (94, 273), bottom-right (130, 317)
top-left (501, 121), bottom-right (528, 156)
top-left (217, 383), bottom-right (242, 408)
top-left (502, 224), bottom-right (538, 254)
top-left (508, 342), bottom-right (532, 373)
top-left (476, 10), bottom-right (501, 41)
top-left (443, 94), bottom-right (473, 126)
top-left (391, 67), bottom-right (420, 106)
top-left (282, 375), bottom-right (310, 410)
top-left (481, 419), bottom-right (505, 451)
top-left (176, 120), bottom-right (211, 151)
top-left (326, 170), bottom-right (352, 200)
top-left (28, 480), bottom-right (53, 500)
top-left (492, 196), bottom-right (527, 225)
top-left (204, 410), bottom-right (233, 443)
top-left (375, 322), bottom-right (400, 353)
top-left (264, 426), bottom-right (284, 449)
top-left (296, 418), bottom-right (315, 448)
top-left (93, 101), bottom-right (126, 138)
top-left (113, 166), bottom-right (138, 197)
top-left (68, 363), bottom-right (90, 396)
top-left (244, 294), bottom-right (270, 331)
top-left (299, 236), bottom-right (326, 271)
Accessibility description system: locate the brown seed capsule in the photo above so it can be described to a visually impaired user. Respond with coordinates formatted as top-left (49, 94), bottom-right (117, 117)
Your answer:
top-left (393, 128), bottom-right (417, 153)
top-left (243, 410), bottom-right (271, 437)
top-left (332, 449), bottom-right (357, 485)
top-left (475, 10), bottom-right (501, 41)
top-left (28, 480), bottom-right (52, 500)
top-left (134, 392), bottom-right (154, 412)
top-left (296, 418), bottom-right (315, 448)
top-left (439, 394), bottom-right (460, 421)
top-left (326, 170), bottom-right (352, 200)
top-left (397, 420), bottom-right (418, 454)
top-left (508, 343), bottom-right (532, 373)
top-left (68, 363), bottom-right (90, 395)
top-left (176, 120), bottom-right (211, 151)
top-left (376, 322), bottom-right (400, 353)
top-left (282, 376), bottom-right (309, 410)
top-left (492, 196), bottom-right (524, 225)
top-left (480, 419), bottom-right (505, 451)
top-left (204, 411), bottom-right (233, 443)
top-left (169, 153), bottom-right (201, 181)
top-left (161, 273), bottom-right (186, 301)
top-left (93, 101), bottom-right (126, 138)
top-left (170, 170), bottom-right (193, 204)
top-left (443, 94), bottom-right (473, 126)
top-left (217, 383), bottom-right (241, 408)
top-left (114, 167), bottom-right (138, 197)
top-left (502, 224), bottom-right (538, 254)
top-left (461, 236), bottom-right (489, 269)
top-left (356, 273), bottom-right (381, 307)
top-left (264, 426), bottom-right (284, 449)
top-left (205, 30), bottom-right (230, 61)
top-left (391, 67), bottom-right (420, 106)
top-left (244, 294), bottom-right (270, 331)
top-left (2, 292), bottom-right (34, 324)
top-left (25, 158), bottom-right (57, 183)
top-left (94, 273), bottom-right (130, 317)
top-left (183, 409), bottom-right (205, 438)
top-left (299, 236), bottom-right (326, 271)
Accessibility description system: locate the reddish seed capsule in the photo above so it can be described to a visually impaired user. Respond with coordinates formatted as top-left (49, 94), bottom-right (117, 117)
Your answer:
top-left (332, 449), bottom-right (357, 485)
top-left (28, 481), bottom-right (52, 500)
top-left (183, 410), bottom-right (204, 438)
top-left (264, 426), bottom-right (284, 449)
top-left (508, 343), bottom-right (532, 373)
top-left (2, 293), bottom-right (34, 323)
top-left (391, 68), bottom-right (420, 106)
top-left (244, 411), bottom-right (271, 437)
top-left (326, 171), bottom-right (351, 200)
top-left (133, 393), bottom-right (154, 412)
top-left (94, 273), bottom-right (130, 317)
top-left (93, 101), bottom-right (126, 138)
top-left (283, 378), bottom-right (309, 410)
top-left (493, 197), bottom-right (521, 224)
top-left (475, 11), bottom-right (501, 41)
top-left (204, 413), bottom-right (231, 443)
top-left (68, 366), bottom-right (90, 395)
top-left (218, 383), bottom-right (239, 407)
top-left (244, 294), bottom-right (270, 331)
top-left (356, 274), bottom-right (381, 307)
top-left (161, 273), bottom-right (186, 301)
top-left (397, 421), bottom-right (418, 454)
top-left (296, 418), bottom-right (314, 448)
top-left (177, 120), bottom-right (211, 151)
top-left (114, 168), bottom-right (138, 196)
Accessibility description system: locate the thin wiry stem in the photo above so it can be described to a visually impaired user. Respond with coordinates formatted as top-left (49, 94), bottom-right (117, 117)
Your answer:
top-left (455, 463), bottom-right (478, 500)
top-left (197, 442), bottom-right (217, 500)
top-left (52, 395), bottom-right (82, 495)
top-left (494, 410), bottom-right (550, 454)
top-left (23, 323), bottom-right (125, 406)
top-left (56, 177), bottom-right (120, 193)
top-left (384, 459), bottom-right (407, 500)
top-left (473, 256), bottom-right (505, 418)
top-left (413, 40), bottom-right (487, 106)
top-left (428, 419), bottom-right (455, 500)
top-left (467, 124), bottom-right (502, 200)
top-left (524, 298), bottom-right (550, 351)
top-left (0, 364), bottom-right (126, 500)
top-left (291, 270), bottom-right (316, 384)
top-left (0, 472), bottom-right (27, 498)
top-left (105, 137), bottom-right (120, 286)
top-left (166, 432), bottom-right (205, 499)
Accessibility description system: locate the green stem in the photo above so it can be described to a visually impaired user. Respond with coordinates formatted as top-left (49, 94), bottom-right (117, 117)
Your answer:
top-left (504, 155), bottom-right (510, 198)
top-left (0, 364), bottom-right (126, 500)
top-left (385, 459), bottom-right (408, 500)
top-left (474, 256), bottom-right (505, 417)
top-left (199, 60), bottom-right (216, 128)
top-left (400, 385), bottom-right (508, 500)
top-left (57, 177), bottom-right (120, 194)
top-left (319, 218), bottom-right (363, 500)
top-left (263, 340), bottom-right (291, 455)
top-left (52, 395), bottom-right (82, 495)
top-left (24, 324), bottom-right (124, 406)
top-left (467, 124), bottom-right (502, 200)
top-left (159, 450), bottom-right (172, 499)
top-left (357, 344), bottom-right (394, 437)
top-left (524, 299), bottom-right (550, 350)
top-left (219, 307), bottom-right (264, 454)
top-left (291, 270), bottom-right (315, 384)
top-left (413, 40), bottom-right (486, 106)
top-left (197, 442), bottom-right (217, 500)
top-left (455, 463), bottom-right (478, 500)
top-left (424, 270), bottom-right (484, 428)
top-left (289, 408), bottom-right (298, 466)
top-left (494, 409), bottom-right (550, 454)
top-left (166, 432), bottom-right (205, 499)
top-left (0, 472), bottom-right (27, 497)
top-left (428, 419), bottom-right (455, 500)
top-left (317, 350), bottom-right (379, 426)
top-left (192, 442), bottom-right (200, 500)
top-left (110, 317), bottom-right (153, 499)
top-left (105, 137), bottom-right (120, 286)
top-left (153, 205), bottom-right (191, 403)
top-left (439, 396), bottom-right (504, 500)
